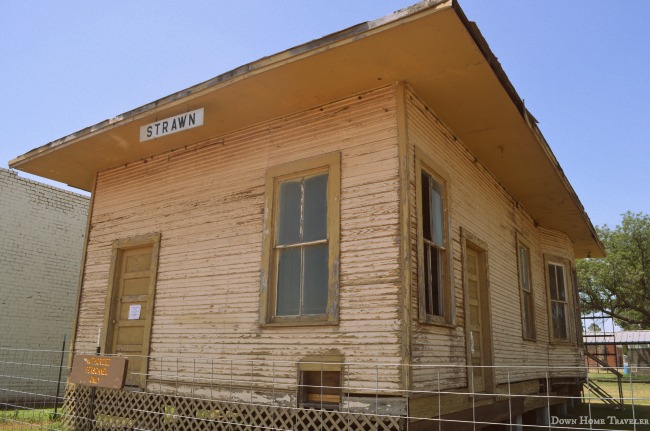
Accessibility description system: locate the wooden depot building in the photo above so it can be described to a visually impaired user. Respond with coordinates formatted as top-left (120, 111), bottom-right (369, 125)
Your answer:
top-left (11, 0), bottom-right (605, 429)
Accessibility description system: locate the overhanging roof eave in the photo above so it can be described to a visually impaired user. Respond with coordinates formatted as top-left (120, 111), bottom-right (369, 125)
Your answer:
top-left (9, 0), bottom-right (452, 171)
top-left (9, 0), bottom-right (604, 257)
top-left (451, 1), bottom-right (604, 258)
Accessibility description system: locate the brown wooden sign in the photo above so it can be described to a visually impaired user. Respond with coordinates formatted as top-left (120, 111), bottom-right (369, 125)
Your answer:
top-left (69, 355), bottom-right (128, 389)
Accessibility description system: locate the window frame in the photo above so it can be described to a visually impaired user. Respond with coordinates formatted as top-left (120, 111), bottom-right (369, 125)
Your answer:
top-left (571, 267), bottom-right (584, 347)
top-left (299, 370), bottom-right (342, 411)
top-left (415, 148), bottom-right (454, 325)
top-left (260, 152), bottom-right (341, 326)
top-left (544, 256), bottom-right (573, 343)
top-left (516, 238), bottom-right (537, 341)
top-left (297, 354), bottom-right (343, 411)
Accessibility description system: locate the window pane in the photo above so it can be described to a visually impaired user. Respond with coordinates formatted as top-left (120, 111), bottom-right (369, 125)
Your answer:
top-left (421, 172), bottom-right (432, 242)
top-left (552, 303), bottom-right (568, 340)
top-left (277, 179), bottom-right (302, 245)
top-left (523, 292), bottom-right (533, 338)
top-left (425, 245), bottom-right (442, 316)
top-left (303, 244), bottom-right (329, 315)
top-left (431, 180), bottom-right (444, 247)
top-left (556, 265), bottom-right (566, 301)
top-left (548, 265), bottom-right (558, 300)
top-left (519, 245), bottom-right (530, 292)
top-left (424, 245), bottom-right (431, 315)
top-left (433, 249), bottom-right (442, 315)
top-left (276, 248), bottom-right (301, 316)
top-left (303, 173), bottom-right (328, 242)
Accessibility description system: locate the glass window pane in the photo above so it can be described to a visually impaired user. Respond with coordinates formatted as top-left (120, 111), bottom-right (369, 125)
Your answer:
top-left (424, 245), bottom-right (431, 315)
top-left (277, 179), bottom-right (302, 245)
top-left (276, 248), bottom-right (301, 316)
top-left (523, 293), bottom-right (532, 337)
top-left (552, 303), bottom-right (567, 339)
top-left (426, 245), bottom-right (442, 316)
top-left (431, 180), bottom-right (444, 247)
top-left (549, 265), bottom-right (558, 300)
top-left (303, 173), bottom-right (328, 242)
top-left (519, 245), bottom-right (531, 292)
top-left (303, 244), bottom-right (329, 315)
top-left (556, 266), bottom-right (566, 301)
top-left (421, 173), bottom-right (432, 242)
top-left (433, 248), bottom-right (442, 315)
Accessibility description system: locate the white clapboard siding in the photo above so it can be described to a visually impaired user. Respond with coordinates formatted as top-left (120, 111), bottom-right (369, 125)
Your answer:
top-left (75, 85), bottom-right (403, 393)
top-left (74, 83), bottom-right (585, 397)
top-left (539, 227), bottom-right (584, 373)
top-left (405, 88), bottom-right (584, 390)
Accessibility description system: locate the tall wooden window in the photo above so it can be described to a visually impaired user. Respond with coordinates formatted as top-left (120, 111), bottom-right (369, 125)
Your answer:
top-left (261, 153), bottom-right (341, 325)
top-left (547, 262), bottom-right (569, 341)
top-left (517, 242), bottom-right (536, 340)
top-left (421, 172), bottom-right (445, 316)
top-left (416, 150), bottom-right (451, 324)
top-left (276, 173), bottom-right (328, 316)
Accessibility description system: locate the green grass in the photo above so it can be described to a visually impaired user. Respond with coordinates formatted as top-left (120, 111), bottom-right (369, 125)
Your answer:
top-left (0, 408), bottom-right (65, 430)
top-left (588, 371), bottom-right (650, 384)
top-left (546, 378), bottom-right (650, 430)
top-left (585, 378), bottom-right (650, 406)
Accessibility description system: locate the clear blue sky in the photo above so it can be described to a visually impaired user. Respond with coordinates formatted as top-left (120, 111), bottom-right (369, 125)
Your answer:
top-left (1, 1), bottom-right (648, 229)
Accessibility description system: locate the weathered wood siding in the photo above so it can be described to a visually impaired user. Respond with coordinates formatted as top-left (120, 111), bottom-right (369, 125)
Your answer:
top-left (73, 82), bottom-right (585, 399)
top-left (539, 227), bottom-right (584, 373)
top-left (405, 88), bottom-right (584, 391)
top-left (74, 85), bottom-right (404, 395)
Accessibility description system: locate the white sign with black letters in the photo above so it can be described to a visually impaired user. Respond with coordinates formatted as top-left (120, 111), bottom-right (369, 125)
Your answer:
top-left (140, 108), bottom-right (204, 142)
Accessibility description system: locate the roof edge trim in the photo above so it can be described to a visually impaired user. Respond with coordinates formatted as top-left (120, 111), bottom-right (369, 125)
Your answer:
top-left (9, 0), bottom-right (452, 170)
top-left (451, 0), bottom-right (604, 257)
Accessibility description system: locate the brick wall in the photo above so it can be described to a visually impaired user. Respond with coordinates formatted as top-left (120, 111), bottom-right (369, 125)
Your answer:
top-left (0, 168), bottom-right (89, 404)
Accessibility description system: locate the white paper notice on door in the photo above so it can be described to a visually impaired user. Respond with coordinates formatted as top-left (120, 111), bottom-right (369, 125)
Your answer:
top-left (128, 304), bottom-right (142, 320)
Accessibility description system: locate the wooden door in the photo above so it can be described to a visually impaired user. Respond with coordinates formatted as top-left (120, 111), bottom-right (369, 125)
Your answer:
top-left (108, 245), bottom-right (153, 387)
top-left (466, 247), bottom-right (489, 393)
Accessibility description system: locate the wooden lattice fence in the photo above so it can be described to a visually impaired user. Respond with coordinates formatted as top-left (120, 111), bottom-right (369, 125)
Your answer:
top-left (62, 385), bottom-right (402, 431)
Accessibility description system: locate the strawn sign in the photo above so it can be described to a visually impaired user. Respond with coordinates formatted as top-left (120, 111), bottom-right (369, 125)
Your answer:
top-left (140, 108), bottom-right (204, 142)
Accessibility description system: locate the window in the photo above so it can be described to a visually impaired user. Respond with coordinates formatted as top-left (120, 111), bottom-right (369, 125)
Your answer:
top-left (571, 268), bottom-right (583, 347)
top-left (299, 370), bottom-right (342, 410)
top-left (517, 242), bottom-right (536, 340)
top-left (260, 153), bottom-right (341, 325)
top-left (547, 262), bottom-right (569, 341)
top-left (416, 150), bottom-right (451, 324)
top-left (297, 356), bottom-right (343, 410)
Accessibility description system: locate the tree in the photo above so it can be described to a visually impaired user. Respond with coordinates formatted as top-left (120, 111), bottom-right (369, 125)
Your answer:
top-left (578, 211), bottom-right (650, 329)
top-left (587, 323), bottom-right (601, 333)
